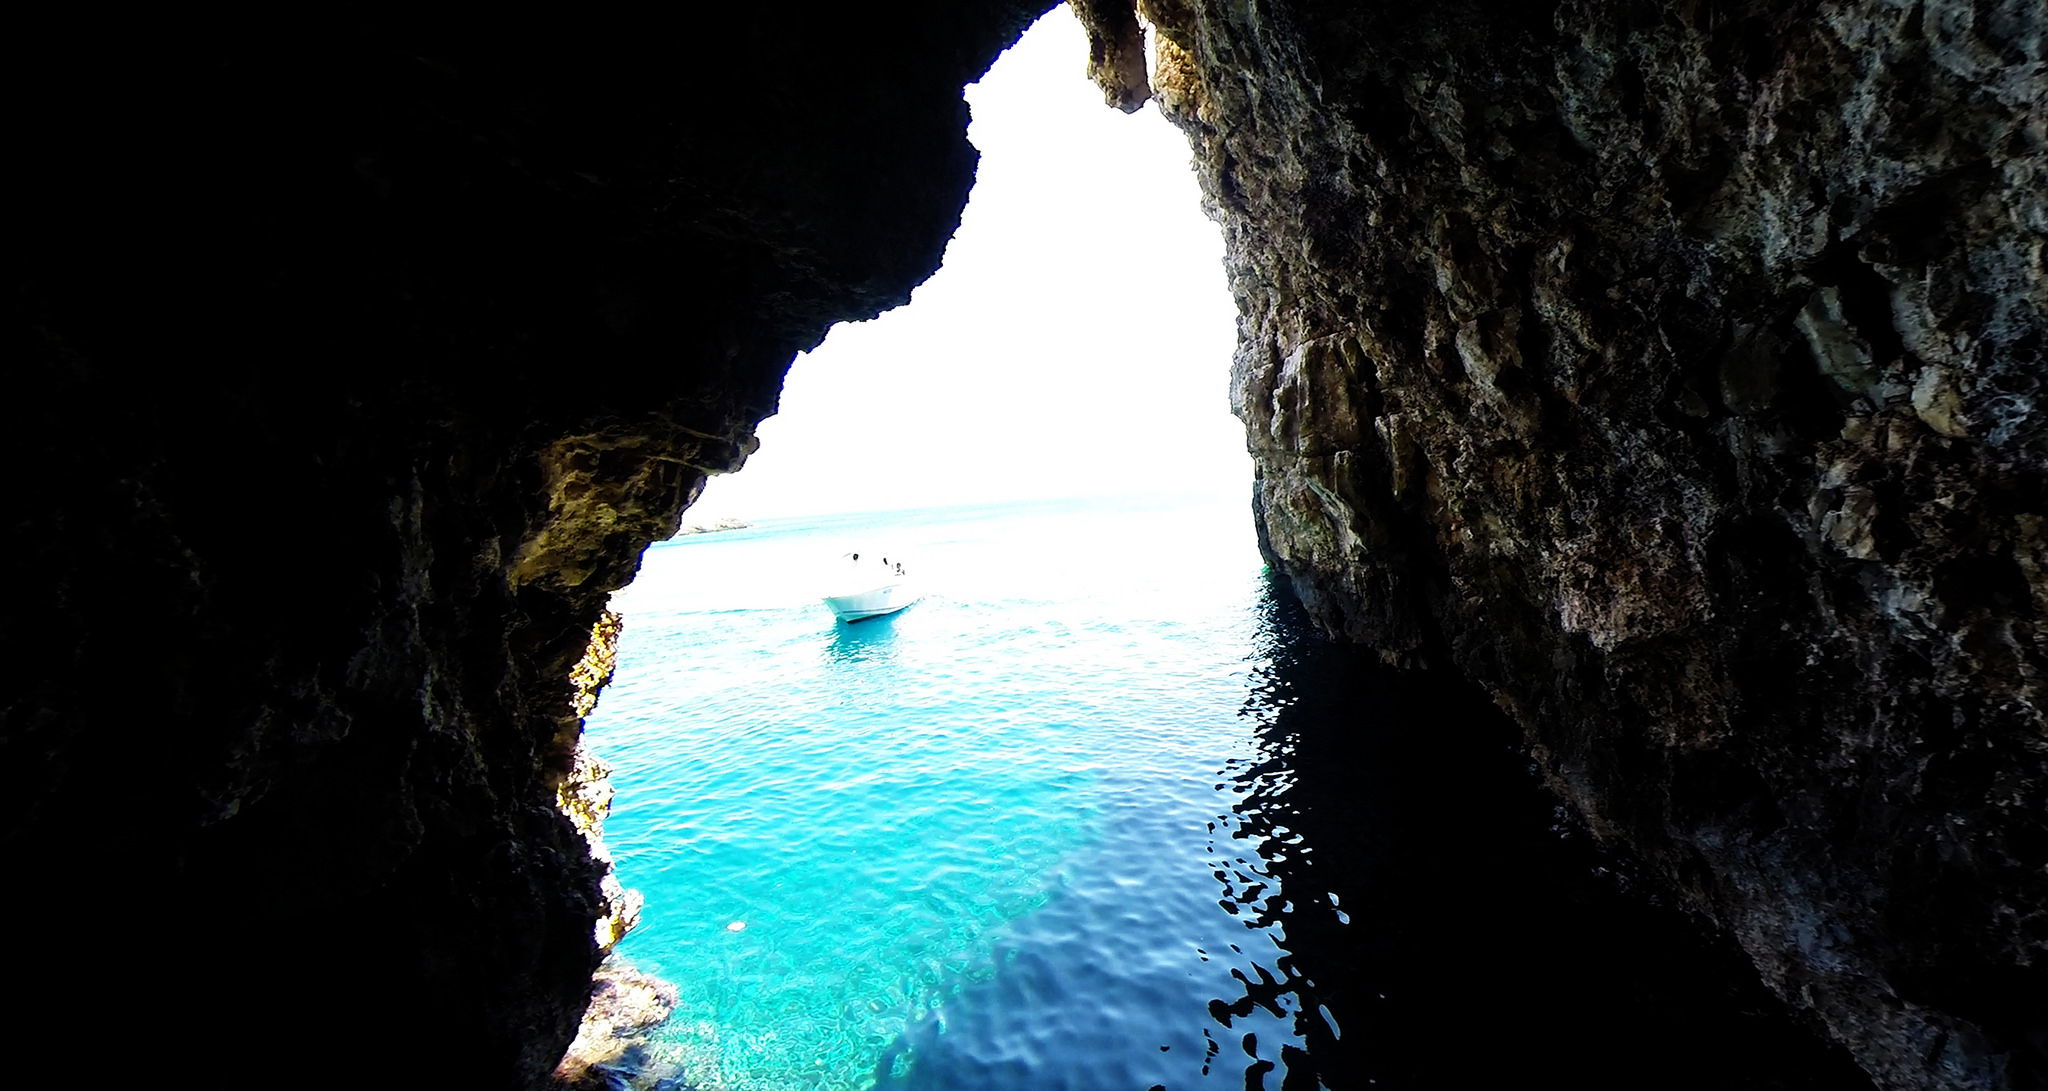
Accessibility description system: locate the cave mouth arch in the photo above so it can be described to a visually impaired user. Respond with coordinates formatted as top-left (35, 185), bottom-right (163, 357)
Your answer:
top-left (11, 11), bottom-right (1071, 1090)
top-left (556, 7), bottom-right (1259, 1084)
top-left (679, 5), bottom-right (1247, 527)
top-left (28, 2), bottom-right (2033, 1088)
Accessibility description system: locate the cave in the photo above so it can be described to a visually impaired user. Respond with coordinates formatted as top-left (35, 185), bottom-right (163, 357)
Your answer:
top-left (8, 4), bottom-right (2043, 1089)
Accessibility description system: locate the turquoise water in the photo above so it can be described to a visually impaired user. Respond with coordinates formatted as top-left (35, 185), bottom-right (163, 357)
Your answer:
top-left (588, 492), bottom-right (1299, 1089)
top-left (585, 492), bottom-right (1873, 1090)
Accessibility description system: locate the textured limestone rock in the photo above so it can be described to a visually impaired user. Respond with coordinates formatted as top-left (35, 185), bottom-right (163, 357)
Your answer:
top-left (559, 611), bottom-right (643, 952)
top-left (1133, 1), bottom-right (2046, 1088)
top-left (7, 13), bottom-right (1046, 1088)
top-left (1071, 0), bottom-right (1156, 111)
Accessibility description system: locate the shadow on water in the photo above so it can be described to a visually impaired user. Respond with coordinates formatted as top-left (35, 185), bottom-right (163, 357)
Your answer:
top-left (825, 612), bottom-right (904, 667)
top-left (1221, 580), bottom-right (1873, 1090)
top-left (847, 574), bottom-right (1873, 1090)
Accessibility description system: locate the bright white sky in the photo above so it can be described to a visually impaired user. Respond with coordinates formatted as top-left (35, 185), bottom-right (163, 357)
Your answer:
top-left (686, 6), bottom-right (1248, 522)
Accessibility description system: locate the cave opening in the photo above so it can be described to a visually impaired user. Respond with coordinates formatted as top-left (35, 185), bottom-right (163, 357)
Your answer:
top-left (560, 8), bottom-right (1270, 1088)
top-left (556, 9), bottom-right (1875, 1091)
top-left (15, 5), bottom-right (2038, 1089)
top-left (681, 8), bottom-right (1247, 526)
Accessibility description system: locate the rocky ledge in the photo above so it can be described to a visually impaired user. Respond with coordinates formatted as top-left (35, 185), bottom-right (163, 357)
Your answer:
top-left (551, 959), bottom-right (686, 1091)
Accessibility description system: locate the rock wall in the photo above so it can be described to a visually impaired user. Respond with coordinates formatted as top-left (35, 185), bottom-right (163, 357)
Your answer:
top-left (11, 5), bottom-right (2042, 1089)
top-left (7, 13), bottom-right (1044, 1087)
top-left (1121, 1), bottom-right (2045, 1088)
top-left (559, 610), bottom-right (642, 953)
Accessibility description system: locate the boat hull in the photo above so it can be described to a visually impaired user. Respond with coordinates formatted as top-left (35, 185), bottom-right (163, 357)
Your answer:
top-left (822, 581), bottom-right (920, 622)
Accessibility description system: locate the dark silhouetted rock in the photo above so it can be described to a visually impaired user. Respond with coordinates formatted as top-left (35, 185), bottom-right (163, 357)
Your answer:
top-left (8, 4), bottom-right (2041, 1090)
top-left (1139, 1), bottom-right (2046, 1087)
top-left (8, 11), bottom-right (1047, 1088)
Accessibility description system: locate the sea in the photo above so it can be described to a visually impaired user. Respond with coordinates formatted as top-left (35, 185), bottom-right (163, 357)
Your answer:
top-left (582, 491), bottom-right (1871, 1091)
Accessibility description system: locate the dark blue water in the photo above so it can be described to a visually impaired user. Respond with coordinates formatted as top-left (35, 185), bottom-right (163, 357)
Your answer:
top-left (585, 493), bottom-right (1870, 1090)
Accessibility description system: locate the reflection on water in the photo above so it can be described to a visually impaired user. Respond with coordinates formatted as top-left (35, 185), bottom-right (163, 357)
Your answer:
top-left (1200, 583), bottom-right (1872, 1089)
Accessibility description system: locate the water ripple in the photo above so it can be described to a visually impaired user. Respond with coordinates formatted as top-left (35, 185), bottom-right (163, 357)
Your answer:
top-left (584, 495), bottom-right (1865, 1091)
top-left (586, 497), bottom-right (1297, 1089)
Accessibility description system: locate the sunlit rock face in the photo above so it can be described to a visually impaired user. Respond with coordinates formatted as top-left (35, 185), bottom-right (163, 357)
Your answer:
top-left (1128, 1), bottom-right (2045, 1088)
top-left (8, 13), bottom-right (1044, 1088)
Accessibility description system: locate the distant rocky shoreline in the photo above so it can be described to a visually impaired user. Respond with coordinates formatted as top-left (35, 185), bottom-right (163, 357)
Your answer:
top-left (675, 518), bottom-right (750, 536)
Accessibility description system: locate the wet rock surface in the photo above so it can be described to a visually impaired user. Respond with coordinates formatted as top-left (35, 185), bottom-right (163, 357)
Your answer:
top-left (1133, 1), bottom-right (2046, 1087)
top-left (551, 959), bottom-right (687, 1091)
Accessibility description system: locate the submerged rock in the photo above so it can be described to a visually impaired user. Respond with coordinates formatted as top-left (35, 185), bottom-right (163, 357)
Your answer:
top-left (551, 959), bottom-right (686, 1091)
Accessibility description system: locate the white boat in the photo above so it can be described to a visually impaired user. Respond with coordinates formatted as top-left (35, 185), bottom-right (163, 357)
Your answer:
top-left (822, 554), bottom-right (921, 622)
